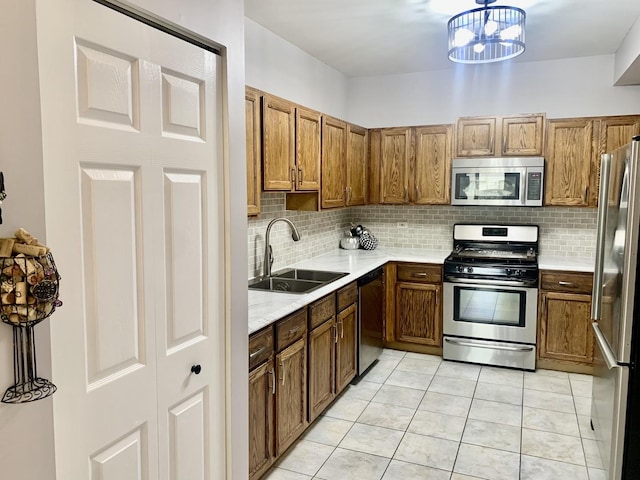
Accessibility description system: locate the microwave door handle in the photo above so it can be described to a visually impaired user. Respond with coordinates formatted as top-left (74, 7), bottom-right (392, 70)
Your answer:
top-left (521, 171), bottom-right (527, 205)
top-left (592, 153), bottom-right (612, 320)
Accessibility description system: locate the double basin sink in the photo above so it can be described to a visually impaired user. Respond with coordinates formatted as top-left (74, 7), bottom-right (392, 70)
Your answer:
top-left (249, 268), bottom-right (348, 294)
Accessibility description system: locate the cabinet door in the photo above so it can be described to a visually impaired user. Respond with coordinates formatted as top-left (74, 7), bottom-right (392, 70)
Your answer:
top-left (591, 115), bottom-right (640, 205)
top-left (455, 117), bottom-right (496, 157)
top-left (501, 114), bottom-right (545, 156)
top-left (380, 127), bottom-right (411, 204)
top-left (321, 116), bottom-right (347, 208)
top-left (262, 94), bottom-right (295, 191)
top-left (275, 338), bottom-right (308, 455)
top-left (544, 118), bottom-right (594, 206)
top-left (296, 107), bottom-right (321, 191)
top-left (395, 282), bottom-right (441, 347)
top-left (346, 124), bottom-right (368, 206)
top-left (538, 292), bottom-right (593, 364)
top-left (249, 360), bottom-right (274, 480)
top-left (336, 303), bottom-right (358, 393)
top-left (414, 125), bottom-right (451, 205)
top-left (308, 319), bottom-right (336, 422)
top-left (246, 87), bottom-right (262, 215)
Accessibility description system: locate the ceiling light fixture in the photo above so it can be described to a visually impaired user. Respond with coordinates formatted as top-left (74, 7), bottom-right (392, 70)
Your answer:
top-left (448, 0), bottom-right (526, 64)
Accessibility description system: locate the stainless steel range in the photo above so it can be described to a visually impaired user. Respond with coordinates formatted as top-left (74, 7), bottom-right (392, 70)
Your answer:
top-left (443, 224), bottom-right (539, 370)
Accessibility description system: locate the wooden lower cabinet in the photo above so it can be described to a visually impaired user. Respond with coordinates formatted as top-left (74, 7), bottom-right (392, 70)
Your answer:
top-left (248, 358), bottom-right (275, 480)
top-left (275, 337), bottom-right (308, 455)
top-left (537, 270), bottom-right (594, 373)
top-left (395, 282), bottom-right (441, 347)
top-left (336, 303), bottom-right (358, 392)
top-left (308, 285), bottom-right (358, 423)
top-left (308, 318), bottom-right (336, 421)
top-left (385, 263), bottom-right (443, 353)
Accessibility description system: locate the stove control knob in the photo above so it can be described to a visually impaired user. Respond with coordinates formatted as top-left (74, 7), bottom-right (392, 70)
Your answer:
top-left (505, 268), bottom-right (513, 276)
top-left (456, 265), bottom-right (464, 273)
top-left (466, 267), bottom-right (473, 274)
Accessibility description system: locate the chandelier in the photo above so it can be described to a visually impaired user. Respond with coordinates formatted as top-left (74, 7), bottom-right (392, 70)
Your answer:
top-left (448, 0), bottom-right (526, 64)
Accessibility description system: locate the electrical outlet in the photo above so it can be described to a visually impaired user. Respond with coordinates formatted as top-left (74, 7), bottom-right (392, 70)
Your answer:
top-left (397, 222), bottom-right (408, 228)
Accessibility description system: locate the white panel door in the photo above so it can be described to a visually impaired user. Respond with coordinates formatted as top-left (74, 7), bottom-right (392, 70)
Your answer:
top-left (35, 1), bottom-right (225, 479)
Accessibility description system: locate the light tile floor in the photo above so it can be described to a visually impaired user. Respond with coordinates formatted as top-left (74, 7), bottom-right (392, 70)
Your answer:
top-left (263, 349), bottom-right (605, 480)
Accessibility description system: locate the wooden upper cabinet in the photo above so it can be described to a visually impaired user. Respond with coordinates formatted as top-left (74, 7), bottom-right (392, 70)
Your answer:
top-left (455, 114), bottom-right (544, 157)
top-left (413, 125), bottom-right (452, 205)
top-left (455, 117), bottom-right (496, 157)
top-left (380, 127), bottom-right (411, 204)
top-left (295, 107), bottom-right (321, 191)
top-left (245, 87), bottom-right (262, 216)
top-left (544, 118), bottom-right (594, 206)
top-left (321, 116), bottom-right (348, 209)
top-left (346, 124), bottom-right (368, 206)
top-left (262, 94), bottom-right (295, 191)
top-left (590, 116), bottom-right (640, 205)
top-left (501, 114), bottom-right (545, 156)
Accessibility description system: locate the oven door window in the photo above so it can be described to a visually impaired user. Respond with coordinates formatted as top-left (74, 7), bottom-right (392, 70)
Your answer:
top-left (454, 171), bottom-right (521, 201)
top-left (453, 286), bottom-right (526, 327)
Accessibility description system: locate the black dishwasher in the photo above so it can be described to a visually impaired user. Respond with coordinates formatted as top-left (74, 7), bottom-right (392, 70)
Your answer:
top-left (356, 267), bottom-right (384, 377)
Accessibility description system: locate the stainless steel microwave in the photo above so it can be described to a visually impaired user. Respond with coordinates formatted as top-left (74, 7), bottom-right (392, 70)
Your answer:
top-left (451, 157), bottom-right (544, 207)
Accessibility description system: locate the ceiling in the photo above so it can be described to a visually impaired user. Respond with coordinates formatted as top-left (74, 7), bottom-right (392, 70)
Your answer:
top-left (244, 0), bottom-right (640, 77)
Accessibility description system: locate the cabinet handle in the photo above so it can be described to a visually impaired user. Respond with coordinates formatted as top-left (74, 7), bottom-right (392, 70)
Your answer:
top-left (280, 360), bottom-right (286, 386)
top-left (191, 364), bottom-right (202, 375)
top-left (404, 187), bottom-right (409, 202)
top-left (288, 326), bottom-right (300, 335)
top-left (558, 281), bottom-right (576, 287)
top-left (298, 167), bottom-right (303, 185)
top-left (415, 185), bottom-right (419, 199)
top-left (334, 324), bottom-right (338, 344)
top-left (269, 368), bottom-right (275, 394)
top-left (411, 272), bottom-right (428, 278)
top-left (291, 167), bottom-right (296, 188)
top-left (585, 186), bottom-right (589, 202)
top-left (249, 346), bottom-right (265, 359)
top-left (435, 289), bottom-right (438, 305)
top-left (338, 319), bottom-right (344, 339)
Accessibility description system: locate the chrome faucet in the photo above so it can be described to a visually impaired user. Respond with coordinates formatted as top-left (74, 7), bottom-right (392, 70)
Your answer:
top-left (263, 217), bottom-right (301, 278)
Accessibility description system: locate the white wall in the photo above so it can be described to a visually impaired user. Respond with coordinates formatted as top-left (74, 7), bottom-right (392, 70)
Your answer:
top-left (0, 0), bottom-right (247, 479)
top-left (348, 55), bottom-right (640, 127)
top-left (0, 3), bottom-right (56, 479)
top-left (245, 17), bottom-right (349, 119)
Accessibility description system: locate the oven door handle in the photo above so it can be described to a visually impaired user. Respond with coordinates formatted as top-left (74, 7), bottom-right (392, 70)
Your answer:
top-left (444, 276), bottom-right (537, 288)
top-left (445, 338), bottom-right (534, 352)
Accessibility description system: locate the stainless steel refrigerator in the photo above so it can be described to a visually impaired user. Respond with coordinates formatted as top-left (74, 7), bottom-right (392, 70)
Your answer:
top-left (591, 136), bottom-right (640, 479)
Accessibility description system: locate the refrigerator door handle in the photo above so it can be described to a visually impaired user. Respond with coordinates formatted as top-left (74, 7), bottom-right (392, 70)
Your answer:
top-left (593, 322), bottom-right (619, 370)
top-left (592, 153), bottom-right (612, 321)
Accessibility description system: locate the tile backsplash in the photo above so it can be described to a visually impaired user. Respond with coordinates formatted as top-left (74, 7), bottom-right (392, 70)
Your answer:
top-left (247, 193), bottom-right (597, 278)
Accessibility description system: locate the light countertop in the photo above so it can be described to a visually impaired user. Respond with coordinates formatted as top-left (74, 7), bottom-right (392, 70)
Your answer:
top-left (248, 248), bottom-right (594, 335)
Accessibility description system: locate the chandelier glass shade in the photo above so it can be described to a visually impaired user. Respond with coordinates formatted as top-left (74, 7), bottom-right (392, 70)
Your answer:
top-left (448, 0), bottom-right (526, 64)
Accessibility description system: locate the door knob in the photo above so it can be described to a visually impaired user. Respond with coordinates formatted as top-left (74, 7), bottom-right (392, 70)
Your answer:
top-left (191, 364), bottom-right (202, 375)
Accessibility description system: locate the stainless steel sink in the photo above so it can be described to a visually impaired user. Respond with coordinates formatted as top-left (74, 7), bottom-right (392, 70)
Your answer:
top-left (248, 269), bottom-right (348, 294)
top-left (272, 268), bottom-right (348, 283)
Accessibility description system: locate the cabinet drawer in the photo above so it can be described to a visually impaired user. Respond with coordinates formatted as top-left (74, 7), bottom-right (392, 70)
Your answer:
top-left (540, 271), bottom-right (593, 294)
top-left (276, 308), bottom-right (307, 351)
top-left (309, 293), bottom-right (336, 330)
top-left (336, 282), bottom-right (357, 312)
top-left (249, 326), bottom-right (274, 371)
top-left (397, 263), bottom-right (442, 283)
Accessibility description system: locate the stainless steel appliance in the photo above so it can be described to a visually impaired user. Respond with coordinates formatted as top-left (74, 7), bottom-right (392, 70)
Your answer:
top-left (451, 157), bottom-right (544, 207)
top-left (443, 224), bottom-right (539, 370)
top-left (357, 267), bottom-right (384, 376)
top-left (591, 136), bottom-right (640, 480)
